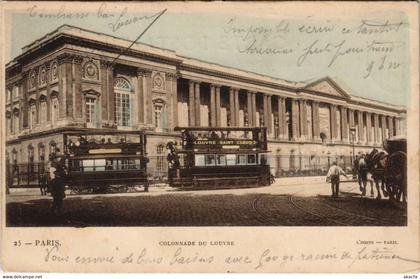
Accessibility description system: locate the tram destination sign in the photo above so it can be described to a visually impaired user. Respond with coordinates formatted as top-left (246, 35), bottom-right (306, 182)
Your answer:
top-left (192, 139), bottom-right (258, 149)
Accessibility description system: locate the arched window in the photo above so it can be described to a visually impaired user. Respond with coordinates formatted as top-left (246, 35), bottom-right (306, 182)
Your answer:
top-left (49, 141), bottom-right (57, 156)
top-left (114, 77), bottom-right (132, 127)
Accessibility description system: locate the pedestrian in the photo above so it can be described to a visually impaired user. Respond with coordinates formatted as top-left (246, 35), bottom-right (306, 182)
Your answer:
top-left (358, 154), bottom-right (369, 196)
top-left (326, 161), bottom-right (348, 198)
top-left (48, 154), bottom-right (67, 214)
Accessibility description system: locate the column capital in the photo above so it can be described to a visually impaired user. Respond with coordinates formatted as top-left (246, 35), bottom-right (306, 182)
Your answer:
top-left (166, 72), bottom-right (179, 80)
top-left (57, 53), bottom-right (73, 65)
top-left (137, 68), bottom-right (152, 77)
top-left (73, 55), bottom-right (84, 65)
top-left (100, 60), bottom-right (114, 70)
top-left (210, 83), bottom-right (222, 88)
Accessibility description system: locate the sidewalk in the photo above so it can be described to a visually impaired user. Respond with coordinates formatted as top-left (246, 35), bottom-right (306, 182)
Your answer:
top-left (7, 176), bottom-right (357, 195)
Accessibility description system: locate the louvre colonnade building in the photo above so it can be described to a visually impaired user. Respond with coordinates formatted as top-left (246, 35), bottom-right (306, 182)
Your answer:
top-left (5, 25), bottom-right (406, 178)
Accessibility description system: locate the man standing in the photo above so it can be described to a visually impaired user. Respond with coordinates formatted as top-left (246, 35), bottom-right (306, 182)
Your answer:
top-left (326, 161), bottom-right (348, 198)
top-left (357, 154), bottom-right (369, 196)
top-left (48, 153), bottom-right (67, 214)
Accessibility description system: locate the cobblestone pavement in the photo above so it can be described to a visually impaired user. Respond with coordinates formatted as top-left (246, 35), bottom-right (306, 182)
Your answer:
top-left (6, 181), bottom-right (406, 226)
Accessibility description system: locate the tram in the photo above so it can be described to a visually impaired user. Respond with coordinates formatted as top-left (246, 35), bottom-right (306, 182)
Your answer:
top-left (167, 127), bottom-right (272, 189)
top-left (63, 130), bottom-right (149, 194)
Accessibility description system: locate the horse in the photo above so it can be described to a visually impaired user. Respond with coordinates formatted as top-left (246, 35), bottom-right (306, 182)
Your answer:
top-left (364, 148), bottom-right (389, 199)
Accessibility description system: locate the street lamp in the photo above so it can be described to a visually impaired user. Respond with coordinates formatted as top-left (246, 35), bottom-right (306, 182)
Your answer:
top-left (349, 126), bottom-right (357, 179)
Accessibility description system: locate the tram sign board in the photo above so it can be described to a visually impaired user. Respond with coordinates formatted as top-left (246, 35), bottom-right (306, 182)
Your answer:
top-left (192, 139), bottom-right (257, 149)
top-left (89, 148), bottom-right (122, 154)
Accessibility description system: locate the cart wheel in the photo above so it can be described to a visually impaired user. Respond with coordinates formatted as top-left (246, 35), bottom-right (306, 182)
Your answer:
top-left (385, 151), bottom-right (407, 207)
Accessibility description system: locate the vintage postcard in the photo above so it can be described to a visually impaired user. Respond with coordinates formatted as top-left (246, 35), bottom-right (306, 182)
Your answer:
top-left (0, 1), bottom-right (419, 274)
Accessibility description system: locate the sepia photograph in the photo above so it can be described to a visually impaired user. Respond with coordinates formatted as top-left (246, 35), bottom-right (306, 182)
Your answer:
top-left (1, 1), bottom-right (419, 273)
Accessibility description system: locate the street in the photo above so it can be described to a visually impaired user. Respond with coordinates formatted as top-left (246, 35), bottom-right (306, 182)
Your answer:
top-left (6, 179), bottom-right (407, 227)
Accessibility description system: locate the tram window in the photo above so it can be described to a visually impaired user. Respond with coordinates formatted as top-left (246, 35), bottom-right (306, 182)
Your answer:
top-left (248, 154), bottom-right (256, 165)
top-left (83, 159), bottom-right (95, 172)
top-left (217, 155), bottom-right (226, 166)
top-left (259, 154), bottom-right (267, 165)
top-left (205, 155), bottom-right (216, 166)
top-left (226, 154), bottom-right (236, 166)
top-left (195, 155), bottom-right (205, 166)
top-left (95, 159), bottom-right (106, 171)
top-left (105, 159), bottom-right (114, 170)
top-left (237, 155), bottom-right (247, 165)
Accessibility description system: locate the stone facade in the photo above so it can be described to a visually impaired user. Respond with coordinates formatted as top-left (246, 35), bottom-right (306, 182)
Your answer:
top-left (5, 25), bottom-right (407, 177)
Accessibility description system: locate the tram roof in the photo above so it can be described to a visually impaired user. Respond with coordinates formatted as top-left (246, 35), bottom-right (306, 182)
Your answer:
top-left (63, 129), bottom-right (146, 136)
top-left (174, 126), bottom-right (267, 132)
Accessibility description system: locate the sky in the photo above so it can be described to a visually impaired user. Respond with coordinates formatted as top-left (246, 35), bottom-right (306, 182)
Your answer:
top-left (6, 3), bottom-right (411, 106)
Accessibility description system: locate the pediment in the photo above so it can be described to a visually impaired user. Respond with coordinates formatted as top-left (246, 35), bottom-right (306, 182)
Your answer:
top-left (304, 77), bottom-right (350, 99)
top-left (82, 89), bottom-right (101, 97)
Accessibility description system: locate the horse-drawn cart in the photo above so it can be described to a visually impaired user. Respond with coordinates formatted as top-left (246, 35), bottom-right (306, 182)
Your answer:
top-left (383, 136), bottom-right (407, 206)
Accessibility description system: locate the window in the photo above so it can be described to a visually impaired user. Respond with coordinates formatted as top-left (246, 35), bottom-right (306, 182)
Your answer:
top-left (205, 155), bottom-right (216, 166)
top-left (195, 155), bottom-right (205, 166)
top-left (40, 101), bottom-right (47, 124)
top-left (114, 77), bottom-right (132, 127)
top-left (13, 85), bottom-right (19, 99)
top-left (217, 155), bottom-right (226, 166)
top-left (248, 154), bottom-right (256, 165)
top-left (85, 97), bottom-right (96, 125)
top-left (156, 144), bottom-right (165, 172)
top-left (6, 89), bottom-right (11, 102)
top-left (12, 150), bottom-right (18, 165)
top-left (51, 98), bottom-right (59, 125)
top-left (29, 104), bottom-right (36, 130)
top-left (13, 110), bottom-right (19, 134)
top-left (154, 103), bottom-right (163, 130)
top-left (6, 113), bottom-right (10, 135)
top-left (237, 154), bottom-right (247, 165)
top-left (226, 154), bottom-right (236, 166)
top-left (28, 145), bottom-right (34, 178)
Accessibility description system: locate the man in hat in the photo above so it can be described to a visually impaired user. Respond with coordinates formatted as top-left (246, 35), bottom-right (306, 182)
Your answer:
top-left (326, 161), bottom-right (349, 198)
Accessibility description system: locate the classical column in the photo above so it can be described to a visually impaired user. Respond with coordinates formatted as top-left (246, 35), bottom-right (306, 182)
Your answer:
top-left (387, 116), bottom-right (394, 138)
top-left (21, 73), bottom-right (28, 129)
top-left (234, 89), bottom-right (240, 127)
top-left (59, 54), bottom-right (73, 119)
top-left (215, 85), bottom-right (221, 126)
top-left (277, 96), bottom-right (285, 139)
top-left (312, 101), bottom-right (320, 141)
top-left (373, 113), bottom-right (379, 143)
top-left (251, 92), bottom-right (256, 126)
top-left (381, 115), bottom-right (387, 140)
top-left (366, 112), bottom-right (372, 143)
top-left (100, 61), bottom-right (109, 123)
top-left (210, 84), bottom-right (216, 127)
top-left (247, 91), bottom-right (252, 126)
top-left (229, 88), bottom-right (235, 126)
top-left (394, 117), bottom-right (400, 136)
top-left (291, 98), bottom-right (299, 140)
top-left (188, 80), bottom-right (195, 127)
top-left (168, 73), bottom-right (178, 129)
top-left (340, 106), bottom-right (348, 142)
top-left (136, 69), bottom-right (146, 125)
top-left (263, 94), bottom-right (268, 128)
top-left (44, 65), bottom-right (51, 122)
top-left (267, 95), bottom-right (273, 135)
top-left (195, 82), bottom-right (201, 126)
top-left (299, 99), bottom-right (308, 140)
top-left (357, 111), bottom-right (364, 143)
top-left (73, 56), bottom-right (83, 120)
top-left (281, 96), bottom-right (288, 139)
top-left (107, 64), bottom-right (117, 125)
top-left (330, 104), bottom-right (337, 141)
